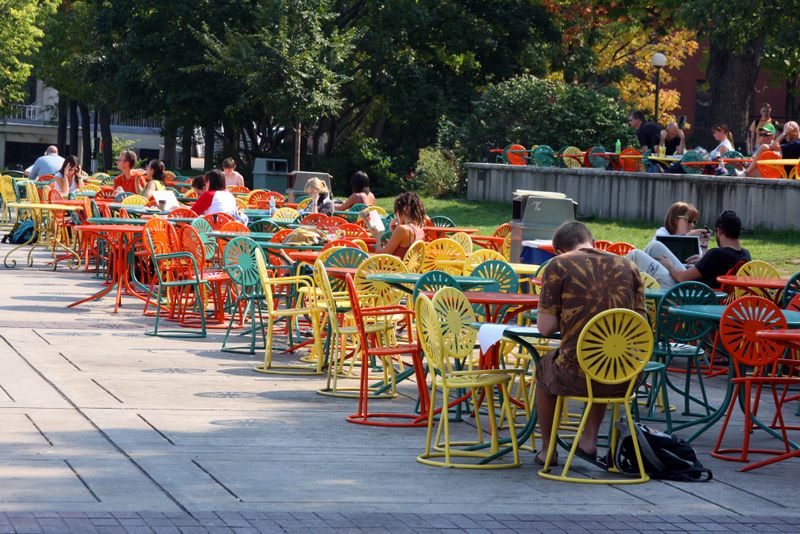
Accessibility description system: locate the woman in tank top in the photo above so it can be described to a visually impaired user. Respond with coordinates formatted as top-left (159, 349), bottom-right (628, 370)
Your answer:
top-left (337, 170), bottom-right (375, 210)
top-left (138, 159), bottom-right (167, 200)
top-left (372, 191), bottom-right (426, 258)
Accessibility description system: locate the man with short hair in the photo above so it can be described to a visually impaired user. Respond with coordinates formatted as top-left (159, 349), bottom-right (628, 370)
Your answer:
top-left (628, 111), bottom-right (661, 153)
top-left (657, 122), bottom-right (686, 156)
top-left (535, 221), bottom-right (646, 466)
top-left (26, 146), bottom-right (64, 180)
top-left (656, 210), bottom-right (751, 289)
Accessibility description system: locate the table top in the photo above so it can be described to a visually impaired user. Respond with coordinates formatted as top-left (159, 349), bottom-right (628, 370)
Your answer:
top-left (206, 231), bottom-right (275, 241)
top-left (755, 328), bottom-right (800, 348)
top-left (7, 202), bottom-right (82, 211)
top-left (422, 226), bottom-right (479, 234)
top-left (425, 290), bottom-right (539, 306)
top-left (108, 204), bottom-right (168, 215)
top-left (508, 263), bottom-right (540, 275)
top-left (257, 241), bottom-right (324, 251)
top-left (645, 288), bottom-right (727, 300)
top-left (87, 217), bottom-right (147, 225)
top-left (716, 275), bottom-right (789, 289)
top-left (667, 304), bottom-right (800, 327)
top-left (647, 155), bottom-right (683, 163)
top-left (470, 235), bottom-right (506, 244)
top-left (756, 159), bottom-right (800, 166)
top-left (75, 224), bottom-right (144, 233)
top-left (366, 272), bottom-right (496, 288)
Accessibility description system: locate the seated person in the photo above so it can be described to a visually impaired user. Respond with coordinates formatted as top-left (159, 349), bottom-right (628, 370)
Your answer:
top-left (658, 122), bottom-right (686, 156)
top-left (666, 124), bottom-right (733, 174)
top-left (535, 221), bottom-right (646, 466)
top-left (53, 155), bottom-right (84, 196)
top-left (303, 177), bottom-right (334, 216)
top-left (336, 171), bottom-right (375, 210)
top-left (222, 157), bottom-right (245, 188)
top-left (769, 121), bottom-right (800, 175)
top-left (138, 159), bottom-right (167, 200)
top-left (645, 210), bottom-right (750, 289)
top-left (112, 150), bottom-right (146, 195)
top-left (28, 146), bottom-right (64, 180)
top-left (370, 191), bottom-right (425, 258)
top-left (744, 123), bottom-right (777, 177)
top-left (191, 169), bottom-right (244, 222)
top-left (190, 175), bottom-right (207, 196)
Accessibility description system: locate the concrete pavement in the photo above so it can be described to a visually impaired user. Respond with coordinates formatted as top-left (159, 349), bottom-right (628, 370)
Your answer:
top-left (0, 243), bottom-right (799, 532)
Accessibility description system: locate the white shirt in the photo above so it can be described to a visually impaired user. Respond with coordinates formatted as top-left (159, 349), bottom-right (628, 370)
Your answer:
top-left (709, 139), bottom-right (734, 159)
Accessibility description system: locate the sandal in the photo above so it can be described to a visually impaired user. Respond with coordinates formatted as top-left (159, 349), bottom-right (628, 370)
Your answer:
top-left (535, 450), bottom-right (558, 467)
top-left (574, 446), bottom-right (608, 469)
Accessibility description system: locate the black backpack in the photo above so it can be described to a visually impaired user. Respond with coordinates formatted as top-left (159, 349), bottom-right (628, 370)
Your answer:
top-left (610, 418), bottom-right (713, 482)
top-left (1, 220), bottom-right (36, 245)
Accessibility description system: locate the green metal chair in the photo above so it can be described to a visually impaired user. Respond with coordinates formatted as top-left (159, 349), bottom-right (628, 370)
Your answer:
top-left (221, 237), bottom-right (267, 353)
top-left (144, 221), bottom-right (207, 338)
top-left (781, 272), bottom-right (800, 308)
top-left (412, 270), bottom-right (461, 301)
top-left (653, 281), bottom-right (718, 428)
top-left (429, 215), bottom-right (455, 228)
top-left (247, 219), bottom-right (280, 233)
top-left (324, 247), bottom-right (369, 292)
top-left (679, 150), bottom-right (705, 175)
top-left (531, 145), bottom-right (556, 167)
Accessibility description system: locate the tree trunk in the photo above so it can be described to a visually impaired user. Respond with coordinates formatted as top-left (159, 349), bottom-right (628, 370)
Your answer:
top-left (293, 122), bottom-right (301, 172)
top-left (78, 102), bottom-right (92, 169)
top-left (57, 95), bottom-right (68, 155)
top-left (180, 124), bottom-right (193, 171)
top-left (69, 100), bottom-right (79, 157)
top-left (706, 38), bottom-right (766, 151)
top-left (162, 119), bottom-right (177, 169)
top-left (786, 76), bottom-right (798, 121)
top-left (203, 121), bottom-right (215, 171)
top-left (221, 118), bottom-right (239, 160)
top-left (99, 108), bottom-right (113, 170)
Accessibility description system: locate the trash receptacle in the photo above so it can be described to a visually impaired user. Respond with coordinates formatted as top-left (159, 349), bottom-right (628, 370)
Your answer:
top-left (286, 171), bottom-right (333, 202)
top-left (252, 158), bottom-right (288, 191)
top-left (509, 190), bottom-right (576, 262)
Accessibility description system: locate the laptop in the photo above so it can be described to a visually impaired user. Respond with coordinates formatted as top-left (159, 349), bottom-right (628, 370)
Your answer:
top-left (656, 235), bottom-right (701, 264)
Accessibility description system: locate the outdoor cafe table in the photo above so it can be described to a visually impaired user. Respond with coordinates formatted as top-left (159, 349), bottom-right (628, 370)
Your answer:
top-left (108, 204), bottom-right (169, 217)
top-left (3, 202), bottom-right (83, 270)
top-left (664, 304), bottom-right (800, 442)
top-left (470, 235), bottom-right (506, 251)
top-left (68, 224), bottom-right (146, 313)
top-left (422, 226), bottom-right (479, 239)
top-left (716, 275), bottom-right (789, 302)
top-left (205, 231), bottom-right (276, 241)
top-left (87, 217), bottom-right (147, 226)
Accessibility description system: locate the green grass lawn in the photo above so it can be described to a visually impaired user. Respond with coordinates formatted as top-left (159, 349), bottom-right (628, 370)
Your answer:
top-left (376, 196), bottom-right (800, 276)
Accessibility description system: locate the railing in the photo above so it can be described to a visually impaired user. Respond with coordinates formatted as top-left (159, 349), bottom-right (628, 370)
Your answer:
top-left (3, 104), bottom-right (161, 130)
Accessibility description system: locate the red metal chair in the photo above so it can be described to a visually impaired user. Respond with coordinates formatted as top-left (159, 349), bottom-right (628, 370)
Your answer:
top-left (167, 207), bottom-right (197, 218)
top-left (220, 221), bottom-right (250, 233)
top-left (594, 240), bottom-right (613, 251)
top-left (300, 213), bottom-right (326, 226)
top-left (323, 239), bottom-right (356, 250)
top-left (337, 223), bottom-right (369, 239)
top-left (343, 274), bottom-right (428, 427)
top-left (318, 216), bottom-right (347, 231)
top-left (202, 212), bottom-right (234, 230)
top-left (712, 296), bottom-right (798, 471)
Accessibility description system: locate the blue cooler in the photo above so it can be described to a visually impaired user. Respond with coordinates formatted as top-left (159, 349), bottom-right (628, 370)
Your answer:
top-left (520, 240), bottom-right (556, 265)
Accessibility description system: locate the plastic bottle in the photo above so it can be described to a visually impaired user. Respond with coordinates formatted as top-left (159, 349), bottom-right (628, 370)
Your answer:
top-left (268, 195), bottom-right (276, 216)
top-left (615, 139), bottom-right (621, 154)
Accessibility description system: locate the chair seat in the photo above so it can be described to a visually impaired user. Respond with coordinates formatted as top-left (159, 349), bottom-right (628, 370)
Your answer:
top-left (445, 372), bottom-right (512, 388)
top-left (369, 343), bottom-right (419, 357)
top-left (654, 341), bottom-right (704, 357)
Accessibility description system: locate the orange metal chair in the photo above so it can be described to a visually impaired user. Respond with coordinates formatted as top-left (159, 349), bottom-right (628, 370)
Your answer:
top-left (756, 150), bottom-right (787, 179)
top-left (202, 212), bottom-right (234, 230)
top-left (712, 296), bottom-right (798, 471)
top-left (607, 242), bottom-right (635, 256)
top-left (220, 221), bottom-right (250, 233)
top-left (337, 223), bottom-right (369, 239)
top-left (343, 273), bottom-right (428, 427)
top-left (301, 213), bottom-right (326, 225)
top-left (594, 240), bottom-right (613, 251)
top-left (167, 207), bottom-right (197, 218)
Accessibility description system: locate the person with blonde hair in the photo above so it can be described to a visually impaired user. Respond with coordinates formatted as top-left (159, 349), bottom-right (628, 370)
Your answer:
top-left (303, 177), bottom-right (334, 216)
top-left (769, 121), bottom-right (800, 176)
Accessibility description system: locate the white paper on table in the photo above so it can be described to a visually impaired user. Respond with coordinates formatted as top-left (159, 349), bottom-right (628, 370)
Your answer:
top-left (153, 190), bottom-right (180, 210)
top-left (478, 324), bottom-right (508, 353)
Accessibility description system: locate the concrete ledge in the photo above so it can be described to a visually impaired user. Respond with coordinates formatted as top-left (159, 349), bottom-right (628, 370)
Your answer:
top-left (467, 163), bottom-right (800, 230)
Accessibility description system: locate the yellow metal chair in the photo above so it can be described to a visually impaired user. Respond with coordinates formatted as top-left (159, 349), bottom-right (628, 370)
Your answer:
top-left (121, 194), bottom-right (148, 206)
top-left (402, 240), bottom-right (426, 273)
top-left (639, 271), bottom-right (660, 328)
top-left (272, 207), bottom-right (299, 222)
top-left (415, 289), bottom-right (520, 468)
top-left (420, 238), bottom-right (465, 275)
top-left (314, 261), bottom-right (393, 397)
top-left (501, 235), bottom-right (512, 261)
top-left (78, 184), bottom-right (102, 193)
top-left (734, 259), bottom-right (779, 299)
top-left (350, 239), bottom-right (368, 252)
top-left (253, 248), bottom-right (325, 375)
top-left (235, 197), bottom-right (248, 211)
top-left (451, 231), bottom-right (473, 255)
top-left (463, 249), bottom-right (506, 275)
top-left (296, 197), bottom-right (312, 210)
top-left (355, 254), bottom-right (408, 306)
top-left (538, 308), bottom-right (653, 484)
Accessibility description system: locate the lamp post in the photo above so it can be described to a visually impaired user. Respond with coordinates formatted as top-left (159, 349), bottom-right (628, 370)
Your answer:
top-left (651, 52), bottom-right (667, 122)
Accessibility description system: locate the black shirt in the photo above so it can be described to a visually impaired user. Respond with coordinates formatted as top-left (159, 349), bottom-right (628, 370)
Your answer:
top-left (664, 134), bottom-right (681, 156)
top-left (315, 192), bottom-right (335, 217)
top-left (694, 246), bottom-right (751, 289)
top-left (637, 122), bottom-right (662, 152)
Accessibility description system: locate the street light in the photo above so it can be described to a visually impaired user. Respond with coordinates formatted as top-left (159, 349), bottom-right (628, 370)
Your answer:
top-left (652, 52), bottom-right (667, 122)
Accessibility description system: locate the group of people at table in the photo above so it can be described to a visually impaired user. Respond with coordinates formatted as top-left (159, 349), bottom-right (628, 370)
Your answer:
top-left (628, 103), bottom-right (800, 177)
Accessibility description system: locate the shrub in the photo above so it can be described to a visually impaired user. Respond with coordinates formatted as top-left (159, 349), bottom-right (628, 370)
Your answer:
top-left (306, 134), bottom-right (401, 196)
top-left (416, 146), bottom-right (462, 197)
top-left (450, 75), bottom-right (636, 161)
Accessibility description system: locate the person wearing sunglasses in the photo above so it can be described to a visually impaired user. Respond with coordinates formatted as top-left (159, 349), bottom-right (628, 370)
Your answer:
top-left (654, 210), bottom-right (750, 289)
top-left (743, 122), bottom-right (777, 177)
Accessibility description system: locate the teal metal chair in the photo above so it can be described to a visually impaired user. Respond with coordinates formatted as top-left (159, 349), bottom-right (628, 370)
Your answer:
top-left (429, 215), bottom-right (456, 228)
top-left (221, 237), bottom-right (267, 353)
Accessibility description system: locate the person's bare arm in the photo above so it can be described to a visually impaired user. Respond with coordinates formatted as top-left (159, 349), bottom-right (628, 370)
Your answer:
top-left (373, 225), bottom-right (409, 256)
top-left (657, 257), bottom-right (701, 283)
top-left (677, 131), bottom-right (686, 155)
top-left (337, 193), bottom-right (358, 211)
top-left (536, 311), bottom-right (559, 336)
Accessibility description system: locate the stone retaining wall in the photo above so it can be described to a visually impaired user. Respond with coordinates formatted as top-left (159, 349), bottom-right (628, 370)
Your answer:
top-left (466, 163), bottom-right (800, 231)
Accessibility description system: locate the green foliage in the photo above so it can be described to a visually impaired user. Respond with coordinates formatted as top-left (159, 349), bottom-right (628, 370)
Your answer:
top-left (111, 136), bottom-right (139, 159)
top-left (0, 0), bottom-right (55, 114)
top-left (444, 75), bottom-right (634, 160)
top-left (306, 134), bottom-right (399, 197)
top-left (415, 147), bottom-right (462, 198)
